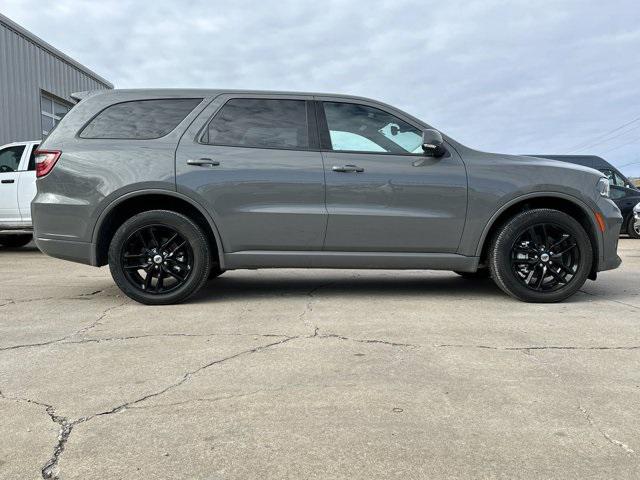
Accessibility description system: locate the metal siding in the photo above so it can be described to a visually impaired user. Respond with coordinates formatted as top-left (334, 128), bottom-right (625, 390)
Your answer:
top-left (0, 19), bottom-right (112, 145)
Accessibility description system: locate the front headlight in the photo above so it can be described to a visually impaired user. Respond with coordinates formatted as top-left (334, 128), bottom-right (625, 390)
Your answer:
top-left (634, 202), bottom-right (640, 216)
top-left (597, 177), bottom-right (610, 198)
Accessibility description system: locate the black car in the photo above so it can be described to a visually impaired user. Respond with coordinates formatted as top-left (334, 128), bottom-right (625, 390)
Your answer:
top-left (530, 155), bottom-right (640, 239)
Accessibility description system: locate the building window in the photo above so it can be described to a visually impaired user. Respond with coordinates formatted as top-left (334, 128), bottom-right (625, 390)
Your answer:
top-left (41, 92), bottom-right (72, 136)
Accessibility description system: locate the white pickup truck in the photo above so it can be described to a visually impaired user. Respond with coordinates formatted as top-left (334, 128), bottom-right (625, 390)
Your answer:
top-left (0, 140), bottom-right (39, 247)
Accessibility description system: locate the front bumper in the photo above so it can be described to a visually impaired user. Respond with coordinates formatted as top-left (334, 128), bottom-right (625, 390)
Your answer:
top-left (596, 197), bottom-right (623, 272)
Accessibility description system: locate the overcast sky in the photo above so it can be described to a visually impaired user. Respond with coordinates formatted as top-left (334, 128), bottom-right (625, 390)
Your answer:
top-left (3, 0), bottom-right (640, 176)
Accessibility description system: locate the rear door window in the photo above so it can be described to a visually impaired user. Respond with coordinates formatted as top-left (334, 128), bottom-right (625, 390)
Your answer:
top-left (204, 98), bottom-right (310, 150)
top-left (80, 99), bottom-right (202, 139)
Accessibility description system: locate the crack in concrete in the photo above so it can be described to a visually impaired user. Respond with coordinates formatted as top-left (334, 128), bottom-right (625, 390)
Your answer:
top-left (298, 281), bottom-right (335, 335)
top-left (578, 404), bottom-right (635, 454)
top-left (434, 343), bottom-right (640, 351)
top-left (0, 389), bottom-right (73, 479)
top-left (0, 331), bottom-right (291, 352)
top-left (319, 333), bottom-right (418, 348)
top-left (0, 288), bottom-right (117, 308)
top-left (9, 323), bottom-right (637, 478)
top-left (89, 336), bottom-right (297, 419)
top-left (76, 289), bottom-right (103, 297)
top-left (0, 296), bottom-right (54, 307)
top-left (0, 335), bottom-right (298, 480)
top-left (0, 301), bottom-right (128, 352)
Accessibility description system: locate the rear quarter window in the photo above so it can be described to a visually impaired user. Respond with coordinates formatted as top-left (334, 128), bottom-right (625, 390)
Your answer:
top-left (80, 98), bottom-right (202, 140)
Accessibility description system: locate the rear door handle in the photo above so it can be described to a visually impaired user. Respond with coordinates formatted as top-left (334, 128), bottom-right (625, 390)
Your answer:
top-left (1, 179), bottom-right (15, 184)
top-left (332, 164), bottom-right (364, 173)
top-left (187, 158), bottom-right (220, 167)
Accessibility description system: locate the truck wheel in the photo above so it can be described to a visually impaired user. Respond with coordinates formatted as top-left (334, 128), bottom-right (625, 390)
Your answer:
top-left (627, 215), bottom-right (640, 239)
top-left (0, 234), bottom-right (33, 248)
top-left (489, 208), bottom-right (592, 303)
top-left (108, 210), bottom-right (211, 305)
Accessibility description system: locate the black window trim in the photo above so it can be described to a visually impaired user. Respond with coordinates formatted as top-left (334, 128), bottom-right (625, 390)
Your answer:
top-left (78, 97), bottom-right (205, 141)
top-left (197, 97), bottom-right (320, 152)
top-left (315, 99), bottom-right (449, 158)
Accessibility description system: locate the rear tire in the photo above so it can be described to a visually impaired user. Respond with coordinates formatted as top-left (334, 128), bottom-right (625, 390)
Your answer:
top-left (627, 215), bottom-right (640, 239)
top-left (0, 234), bottom-right (32, 248)
top-left (489, 208), bottom-right (592, 303)
top-left (108, 210), bottom-right (211, 305)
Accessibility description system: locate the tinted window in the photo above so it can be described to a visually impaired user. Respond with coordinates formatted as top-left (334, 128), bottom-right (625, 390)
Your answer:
top-left (610, 186), bottom-right (627, 200)
top-left (80, 99), bottom-right (202, 139)
top-left (323, 102), bottom-right (423, 154)
top-left (602, 169), bottom-right (627, 187)
top-left (0, 146), bottom-right (25, 172)
top-left (28, 144), bottom-right (40, 171)
top-left (206, 98), bottom-right (309, 149)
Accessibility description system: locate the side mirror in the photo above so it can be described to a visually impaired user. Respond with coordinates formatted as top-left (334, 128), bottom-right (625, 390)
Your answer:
top-left (422, 129), bottom-right (446, 157)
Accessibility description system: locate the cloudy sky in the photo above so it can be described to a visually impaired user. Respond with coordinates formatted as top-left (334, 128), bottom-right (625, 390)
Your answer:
top-left (3, 0), bottom-right (640, 176)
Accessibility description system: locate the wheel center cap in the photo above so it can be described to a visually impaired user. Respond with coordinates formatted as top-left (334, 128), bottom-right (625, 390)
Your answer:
top-left (153, 254), bottom-right (163, 264)
top-left (540, 253), bottom-right (550, 263)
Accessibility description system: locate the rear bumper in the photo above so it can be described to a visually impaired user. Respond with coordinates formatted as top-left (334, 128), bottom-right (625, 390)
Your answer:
top-left (596, 197), bottom-right (623, 272)
top-left (35, 237), bottom-right (96, 266)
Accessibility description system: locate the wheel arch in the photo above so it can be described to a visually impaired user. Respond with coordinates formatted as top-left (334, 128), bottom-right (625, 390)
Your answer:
top-left (476, 193), bottom-right (601, 277)
top-left (92, 190), bottom-right (225, 268)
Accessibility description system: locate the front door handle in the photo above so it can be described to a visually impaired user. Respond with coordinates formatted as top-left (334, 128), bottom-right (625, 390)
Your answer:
top-left (1, 179), bottom-right (15, 184)
top-left (187, 158), bottom-right (220, 167)
top-left (332, 164), bottom-right (364, 173)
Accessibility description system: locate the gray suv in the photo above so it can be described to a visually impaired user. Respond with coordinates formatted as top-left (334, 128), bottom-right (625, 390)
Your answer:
top-left (33, 89), bottom-right (622, 305)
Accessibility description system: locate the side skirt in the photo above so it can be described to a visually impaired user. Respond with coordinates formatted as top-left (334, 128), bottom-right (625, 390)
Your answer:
top-left (224, 251), bottom-right (480, 272)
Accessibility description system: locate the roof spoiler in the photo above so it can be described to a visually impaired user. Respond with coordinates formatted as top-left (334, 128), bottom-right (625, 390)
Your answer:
top-left (70, 90), bottom-right (99, 102)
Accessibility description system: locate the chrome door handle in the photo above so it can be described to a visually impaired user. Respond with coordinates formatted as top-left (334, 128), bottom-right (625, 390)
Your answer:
top-left (332, 164), bottom-right (364, 173)
top-left (187, 158), bottom-right (220, 167)
top-left (1, 179), bottom-right (15, 184)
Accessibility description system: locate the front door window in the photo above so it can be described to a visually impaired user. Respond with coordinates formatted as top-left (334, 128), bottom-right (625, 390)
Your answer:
top-left (322, 102), bottom-right (423, 154)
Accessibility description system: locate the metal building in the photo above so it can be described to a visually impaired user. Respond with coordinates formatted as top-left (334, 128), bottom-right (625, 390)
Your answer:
top-left (0, 13), bottom-right (113, 145)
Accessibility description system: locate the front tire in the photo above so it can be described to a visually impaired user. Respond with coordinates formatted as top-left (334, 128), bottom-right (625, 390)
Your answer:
top-left (0, 234), bottom-right (32, 248)
top-left (108, 210), bottom-right (211, 305)
top-left (627, 215), bottom-right (640, 239)
top-left (489, 209), bottom-right (593, 303)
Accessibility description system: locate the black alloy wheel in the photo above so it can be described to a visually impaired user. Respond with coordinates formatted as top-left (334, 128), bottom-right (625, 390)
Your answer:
top-left (489, 208), bottom-right (593, 303)
top-left (108, 210), bottom-right (211, 305)
top-left (510, 223), bottom-right (579, 292)
top-left (122, 225), bottom-right (193, 294)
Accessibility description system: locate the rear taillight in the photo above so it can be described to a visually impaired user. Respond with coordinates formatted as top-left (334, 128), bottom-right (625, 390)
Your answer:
top-left (34, 150), bottom-right (61, 178)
